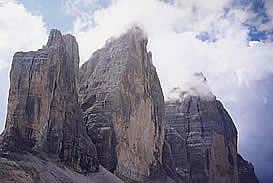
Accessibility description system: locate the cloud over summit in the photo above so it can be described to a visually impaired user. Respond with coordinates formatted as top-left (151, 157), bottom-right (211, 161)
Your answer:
top-left (65, 2), bottom-right (273, 181)
top-left (68, 0), bottom-right (273, 101)
top-left (0, 0), bottom-right (273, 181)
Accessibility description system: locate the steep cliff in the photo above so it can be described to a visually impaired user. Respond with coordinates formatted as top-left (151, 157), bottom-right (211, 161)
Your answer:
top-left (0, 26), bottom-right (260, 183)
top-left (163, 126), bottom-right (190, 183)
top-left (0, 29), bottom-right (98, 173)
top-left (78, 27), bottom-right (165, 182)
top-left (164, 73), bottom-right (239, 183)
top-left (0, 152), bottom-right (123, 183)
top-left (237, 154), bottom-right (259, 183)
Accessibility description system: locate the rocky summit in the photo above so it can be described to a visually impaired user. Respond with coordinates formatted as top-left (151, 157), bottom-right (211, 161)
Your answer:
top-left (0, 29), bottom-right (99, 173)
top-left (163, 73), bottom-right (238, 183)
top-left (78, 27), bottom-right (165, 182)
top-left (0, 27), bottom-right (259, 183)
top-left (163, 73), bottom-right (258, 183)
top-left (0, 29), bottom-right (108, 183)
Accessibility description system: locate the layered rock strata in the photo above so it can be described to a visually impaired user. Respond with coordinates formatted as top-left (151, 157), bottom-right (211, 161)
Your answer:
top-left (237, 154), bottom-right (259, 183)
top-left (78, 27), bottom-right (165, 182)
top-left (1, 29), bottom-right (98, 173)
top-left (0, 152), bottom-right (123, 183)
top-left (164, 73), bottom-right (239, 183)
top-left (163, 126), bottom-right (190, 183)
top-left (0, 26), bottom-right (260, 183)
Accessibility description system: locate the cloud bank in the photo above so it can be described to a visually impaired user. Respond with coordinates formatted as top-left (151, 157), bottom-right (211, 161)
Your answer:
top-left (69, 0), bottom-right (273, 102)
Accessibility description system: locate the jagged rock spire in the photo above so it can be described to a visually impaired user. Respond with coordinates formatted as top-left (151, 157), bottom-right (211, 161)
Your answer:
top-left (1, 29), bottom-right (98, 173)
top-left (78, 26), bottom-right (165, 182)
top-left (164, 74), bottom-right (238, 183)
top-left (46, 29), bottom-right (64, 48)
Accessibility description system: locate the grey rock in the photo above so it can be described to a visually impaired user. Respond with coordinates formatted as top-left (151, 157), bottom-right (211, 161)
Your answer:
top-left (163, 127), bottom-right (190, 183)
top-left (78, 27), bottom-right (165, 182)
top-left (0, 26), bottom-right (260, 183)
top-left (0, 152), bottom-right (123, 183)
top-left (237, 154), bottom-right (259, 183)
top-left (164, 73), bottom-right (238, 183)
top-left (1, 29), bottom-right (98, 173)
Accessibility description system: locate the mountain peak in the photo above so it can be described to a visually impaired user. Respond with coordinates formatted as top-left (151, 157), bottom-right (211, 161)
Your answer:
top-left (46, 29), bottom-right (64, 48)
top-left (126, 25), bottom-right (147, 40)
top-left (168, 72), bottom-right (215, 101)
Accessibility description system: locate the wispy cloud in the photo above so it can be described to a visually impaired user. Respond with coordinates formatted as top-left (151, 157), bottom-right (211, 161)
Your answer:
top-left (68, 2), bottom-right (273, 181)
top-left (62, 0), bottom-right (112, 31)
top-left (0, 0), bottom-right (47, 70)
top-left (70, 0), bottom-right (273, 101)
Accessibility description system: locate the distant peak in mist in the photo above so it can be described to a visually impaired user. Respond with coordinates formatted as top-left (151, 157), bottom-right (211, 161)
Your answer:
top-left (168, 72), bottom-right (216, 101)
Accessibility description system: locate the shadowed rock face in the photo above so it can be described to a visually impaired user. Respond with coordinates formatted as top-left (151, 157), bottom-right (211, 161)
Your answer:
top-left (1, 29), bottom-right (98, 173)
top-left (164, 73), bottom-right (239, 183)
top-left (78, 27), bottom-right (165, 182)
top-left (0, 152), bottom-right (123, 183)
top-left (163, 127), bottom-right (190, 183)
top-left (0, 27), bottom-right (260, 183)
top-left (237, 154), bottom-right (259, 183)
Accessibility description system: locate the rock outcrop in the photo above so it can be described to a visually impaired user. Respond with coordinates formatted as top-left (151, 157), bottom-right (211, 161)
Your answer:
top-left (1, 29), bottom-right (98, 173)
top-left (164, 73), bottom-right (239, 183)
top-left (163, 127), bottom-right (190, 183)
top-left (237, 154), bottom-right (259, 183)
top-left (78, 27), bottom-right (165, 182)
top-left (0, 152), bottom-right (123, 183)
top-left (0, 26), bottom-right (260, 183)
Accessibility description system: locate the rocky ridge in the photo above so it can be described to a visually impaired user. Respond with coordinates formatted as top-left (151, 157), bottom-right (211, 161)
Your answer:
top-left (78, 27), bottom-right (165, 182)
top-left (163, 73), bottom-right (258, 183)
top-left (0, 27), bottom-right (259, 183)
top-left (0, 29), bottom-right (99, 173)
top-left (237, 154), bottom-right (259, 183)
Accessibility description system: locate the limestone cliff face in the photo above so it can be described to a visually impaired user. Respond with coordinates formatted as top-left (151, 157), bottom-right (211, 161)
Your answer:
top-left (78, 27), bottom-right (165, 182)
top-left (1, 29), bottom-right (98, 173)
top-left (237, 154), bottom-right (259, 183)
top-left (164, 73), bottom-right (238, 183)
top-left (0, 26), bottom-right (260, 183)
top-left (0, 152), bottom-right (123, 183)
top-left (163, 127), bottom-right (190, 183)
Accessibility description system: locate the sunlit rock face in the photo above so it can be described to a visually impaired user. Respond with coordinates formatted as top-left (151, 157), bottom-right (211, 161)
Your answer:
top-left (0, 26), bottom-right (260, 183)
top-left (164, 73), bottom-right (239, 183)
top-left (78, 27), bottom-right (165, 182)
top-left (1, 29), bottom-right (98, 173)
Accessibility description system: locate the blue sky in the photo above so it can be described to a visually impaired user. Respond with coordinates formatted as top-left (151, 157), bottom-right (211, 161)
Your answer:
top-left (1, 0), bottom-right (273, 182)
top-left (18, 0), bottom-right (75, 32)
top-left (18, 0), bottom-right (273, 43)
top-left (18, 0), bottom-right (113, 32)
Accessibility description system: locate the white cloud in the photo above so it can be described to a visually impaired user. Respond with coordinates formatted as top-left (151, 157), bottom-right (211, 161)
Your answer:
top-left (254, 0), bottom-right (273, 32)
top-left (70, 2), bottom-right (273, 175)
top-left (63, 0), bottom-right (111, 32)
top-left (0, 0), bottom-right (48, 132)
top-left (71, 0), bottom-right (273, 104)
top-left (0, 0), bottom-right (48, 70)
top-left (63, 0), bottom-right (101, 16)
top-left (265, 0), bottom-right (273, 20)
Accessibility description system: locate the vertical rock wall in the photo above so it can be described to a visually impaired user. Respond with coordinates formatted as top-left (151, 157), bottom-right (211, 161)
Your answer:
top-left (237, 154), bottom-right (259, 183)
top-left (78, 27), bottom-right (165, 182)
top-left (0, 26), bottom-right (260, 183)
top-left (163, 127), bottom-right (190, 183)
top-left (164, 74), bottom-right (238, 183)
top-left (1, 29), bottom-right (98, 173)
